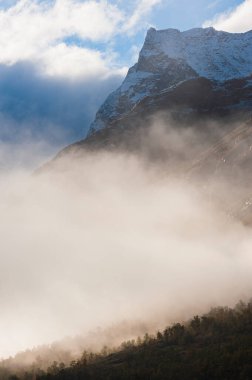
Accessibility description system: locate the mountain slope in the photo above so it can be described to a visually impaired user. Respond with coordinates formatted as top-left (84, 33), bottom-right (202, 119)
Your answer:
top-left (57, 75), bottom-right (252, 166)
top-left (48, 27), bottom-right (252, 223)
top-left (9, 302), bottom-right (252, 380)
top-left (89, 27), bottom-right (252, 134)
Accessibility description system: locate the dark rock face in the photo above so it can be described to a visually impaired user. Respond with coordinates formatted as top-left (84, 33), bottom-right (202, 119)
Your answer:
top-left (65, 75), bottom-right (252, 153)
top-left (88, 54), bottom-right (198, 134)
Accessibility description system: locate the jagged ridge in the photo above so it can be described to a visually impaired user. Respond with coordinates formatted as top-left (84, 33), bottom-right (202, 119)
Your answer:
top-left (89, 27), bottom-right (252, 134)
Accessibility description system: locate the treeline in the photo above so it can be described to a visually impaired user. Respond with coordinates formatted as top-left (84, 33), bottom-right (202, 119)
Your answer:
top-left (4, 301), bottom-right (252, 380)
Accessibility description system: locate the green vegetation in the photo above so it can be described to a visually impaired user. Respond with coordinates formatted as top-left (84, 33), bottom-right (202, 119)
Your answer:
top-left (2, 301), bottom-right (252, 380)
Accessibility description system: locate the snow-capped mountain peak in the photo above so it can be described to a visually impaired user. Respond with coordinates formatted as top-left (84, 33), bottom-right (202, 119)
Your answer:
top-left (89, 27), bottom-right (252, 134)
top-left (143, 27), bottom-right (252, 80)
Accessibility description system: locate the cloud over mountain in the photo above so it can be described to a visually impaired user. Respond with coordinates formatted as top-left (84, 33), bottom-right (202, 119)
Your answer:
top-left (0, 0), bottom-right (162, 78)
top-left (204, 0), bottom-right (252, 32)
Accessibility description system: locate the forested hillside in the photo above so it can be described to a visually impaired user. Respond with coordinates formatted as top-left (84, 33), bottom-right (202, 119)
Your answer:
top-left (4, 301), bottom-right (252, 380)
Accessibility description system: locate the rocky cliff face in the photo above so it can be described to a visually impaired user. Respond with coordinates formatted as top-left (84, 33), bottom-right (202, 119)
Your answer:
top-left (88, 27), bottom-right (252, 135)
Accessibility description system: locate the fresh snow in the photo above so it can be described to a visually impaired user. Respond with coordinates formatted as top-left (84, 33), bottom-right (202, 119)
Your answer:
top-left (144, 27), bottom-right (252, 81)
top-left (89, 27), bottom-right (252, 134)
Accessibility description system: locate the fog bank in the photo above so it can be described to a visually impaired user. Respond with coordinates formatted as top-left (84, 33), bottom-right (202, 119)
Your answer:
top-left (0, 144), bottom-right (252, 359)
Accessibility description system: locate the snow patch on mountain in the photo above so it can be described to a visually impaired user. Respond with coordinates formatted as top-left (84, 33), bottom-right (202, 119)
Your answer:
top-left (145, 27), bottom-right (252, 81)
top-left (89, 27), bottom-right (252, 134)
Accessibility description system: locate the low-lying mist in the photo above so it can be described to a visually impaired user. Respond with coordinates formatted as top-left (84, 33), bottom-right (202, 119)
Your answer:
top-left (0, 120), bottom-right (252, 362)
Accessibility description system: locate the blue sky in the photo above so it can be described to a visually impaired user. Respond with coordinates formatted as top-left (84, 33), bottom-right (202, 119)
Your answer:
top-left (111, 0), bottom-right (245, 66)
top-left (151, 0), bottom-right (242, 30)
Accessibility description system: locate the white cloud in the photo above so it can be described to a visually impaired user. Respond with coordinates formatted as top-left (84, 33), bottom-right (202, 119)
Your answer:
top-left (204, 0), bottom-right (252, 32)
top-left (40, 43), bottom-right (127, 78)
top-left (0, 0), bottom-right (125, 78)
top-left (123, 0), bottom-right (162, 34)
top-left (0, 0), bottom-right (161, 79)
top-left (0, 0), bottom-right (123, 60)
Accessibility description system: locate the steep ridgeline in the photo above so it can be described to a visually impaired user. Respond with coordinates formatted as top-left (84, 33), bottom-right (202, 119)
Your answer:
top-left (89, 27), bottom-right (252, 135)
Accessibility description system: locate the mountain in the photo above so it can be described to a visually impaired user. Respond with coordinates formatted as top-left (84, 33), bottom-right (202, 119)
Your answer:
top-left (88, 27), bottom-right (252, 135)
top-left (52, 26), bottom-right (252, 156)
top-left (55, 27), bottom-right (252, 160)
top-left (48, 27), bottom-right (252, 222)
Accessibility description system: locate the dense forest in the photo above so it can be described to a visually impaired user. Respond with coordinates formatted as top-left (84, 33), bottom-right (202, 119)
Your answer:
top-left (2, 301), bottom-right (252, 380)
